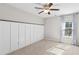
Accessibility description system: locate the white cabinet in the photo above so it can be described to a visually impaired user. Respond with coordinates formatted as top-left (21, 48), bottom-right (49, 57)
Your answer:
top-left (42, 26), bottom-right (44, 39)
top-left (31, 24), bottom-right (44, 44)
top-left (18, 23), bottom-right (26, 48)
top-left (0, 21), bottom-right (44, 54)
top-left (10, 22), bottom-right (19, 51)
top-left (25, 24), bottom-right (31, 46)
top-left (35, 25), bottom-right (44, 41)
top-left (31, 25), bottom-right (36, 43)
top-left (0, 21), bottom-right (10, 54)
top-left (38, 25), bottom-right (44, 40)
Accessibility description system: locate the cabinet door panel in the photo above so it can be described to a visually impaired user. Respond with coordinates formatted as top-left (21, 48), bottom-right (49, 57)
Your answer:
top-left (25, 24), bottom-right (31, 46)
top-left (34, 25), bottom-right (40, 42)
top-left (31, 25), bottom-right (36, 43)
top-left (35, 25), bottom-right (44, 41)
top-left (19, 23), bottom-right (26, 48)
top-left (0, 21), bottom-right (10, 54)
top-left (31, 25), bottom-right (44, 44)
top-left (38, 25), bottom-right (44, 40)
top-left (11, 22), bottom-right (19, 51)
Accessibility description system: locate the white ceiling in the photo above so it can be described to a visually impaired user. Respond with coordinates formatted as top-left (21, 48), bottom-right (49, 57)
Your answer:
top-left (8, 3), bottom-right (79, 18)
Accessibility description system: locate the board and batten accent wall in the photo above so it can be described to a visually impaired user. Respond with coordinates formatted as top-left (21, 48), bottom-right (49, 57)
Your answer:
top-left (44, 16), bottom-right (61, 42)
top-left (0, 20), bottom-right (44, 55)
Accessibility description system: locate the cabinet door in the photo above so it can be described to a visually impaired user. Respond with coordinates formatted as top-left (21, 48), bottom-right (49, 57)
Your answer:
top-left (34, 25), bottom-right (40, 42)
top-left (11, 22), bottom-right (19, 51)
top-left (31, 24), bottom-right (36, 44)
top-left (25, 24), bottom-right (31, 46)
top-left (0, 21), bottom-right (10, 54)
top-left (19, 23), bottom-right (26, 48)
top-left (38, 25), bottom-right (44, 40)
top-left (31, 25), bottom-right (44, 44)
top-left (34, 25), bottom-right (44, 41)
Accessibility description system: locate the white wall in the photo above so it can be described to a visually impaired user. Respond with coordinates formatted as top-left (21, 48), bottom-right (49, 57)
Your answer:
top-left (45, 14), bottom-right (79, 45)
top-left (77, 14), bottom-right (79, 45)
top-left (0, 4), bottom-right (44, 24)
top-left (44, 16), bottom-right (61, 42)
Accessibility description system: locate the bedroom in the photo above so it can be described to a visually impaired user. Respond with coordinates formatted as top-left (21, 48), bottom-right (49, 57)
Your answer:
top-left (0, 3), bottom-right (79, 55)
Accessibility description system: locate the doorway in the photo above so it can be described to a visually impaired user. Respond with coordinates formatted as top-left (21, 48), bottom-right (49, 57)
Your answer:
top-left (61, 21), bottom-right (73, 44)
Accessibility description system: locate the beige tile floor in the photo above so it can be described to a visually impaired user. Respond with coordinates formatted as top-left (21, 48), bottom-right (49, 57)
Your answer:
top-left (8, 39), bottom-right (79, 55)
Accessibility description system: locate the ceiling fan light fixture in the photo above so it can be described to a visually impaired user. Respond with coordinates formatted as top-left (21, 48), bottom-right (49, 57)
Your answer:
top-left (44, 10), bottom-right (50, 13)
top-left (35, 3), bottom-right (59, 15)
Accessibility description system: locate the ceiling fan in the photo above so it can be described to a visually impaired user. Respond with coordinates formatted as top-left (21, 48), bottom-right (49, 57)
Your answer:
top-left (35, 3), bottom-right (59, 15)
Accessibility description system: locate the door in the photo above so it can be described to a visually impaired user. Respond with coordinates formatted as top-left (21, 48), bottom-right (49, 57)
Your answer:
top-left (25, 24), bottom-right (31, 46)
top-left (11, 22), bottom-right (19, 51)
top-left (62, 22), bottom-right (73, 44)
top-left (0, 21), bottom-right (10, 54)
top-left (18, 23), bottom-right (26, 48)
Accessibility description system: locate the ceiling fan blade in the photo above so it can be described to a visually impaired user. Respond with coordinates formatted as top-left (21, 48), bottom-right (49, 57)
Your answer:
top-left (48, 12), bottom-right (50, 15)
top-left (50, 9), bottom-right (59, 11)
top-left (38, 11), bottom-right (44, 14)
top-left (48, 3), bottom-right (53, 7)
top-left (35, 7), bottom-right (43, 9)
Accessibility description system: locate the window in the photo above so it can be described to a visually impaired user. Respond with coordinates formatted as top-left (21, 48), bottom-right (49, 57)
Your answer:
top-left (64, 22), bottom-right (72, 36)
